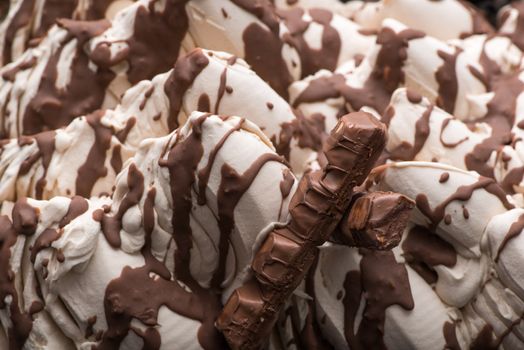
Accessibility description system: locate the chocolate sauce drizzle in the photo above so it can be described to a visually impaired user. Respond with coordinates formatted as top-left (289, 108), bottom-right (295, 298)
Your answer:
top-left (0, 199), bottom-right (39, 349)
top-left (343, 249), bottom-right (414, 350)
top-left (402, 225), bottom-right (457, 284)
top-left (293, 27), bottom-right (425, 115)
top-left (91, 0), bottom-right (191, 85)
top-left (76, 111), bottom-right (115, 198)
top-left (22, 19), bottom-right (114, 135)
top-left (17, 130), bottom-right (56, 199)
top-left (164, 49), bottom-right (210, 131)
top-left (495, 213), bottom-right (524, 262)
top-left (415, 176), bottom-right (513, 229)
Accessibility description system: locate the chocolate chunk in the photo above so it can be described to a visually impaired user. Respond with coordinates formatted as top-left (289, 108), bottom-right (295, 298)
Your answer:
top-left (216, 112), bottom-right (387, 349)
top-left (333, 191), bottom-right (414, 250)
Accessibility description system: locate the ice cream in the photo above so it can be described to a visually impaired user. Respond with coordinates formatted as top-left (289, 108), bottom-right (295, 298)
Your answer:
top-left (0, 0), bottom-right (135, 67)
top-left (0, 0), bottom-right (192, 138)
top-left (0, 111), bottom-right (298, 349)
top-left (3, 0), bottom-right (524, 348)
top-left (0, 47), bottom-right (320, 208)
top-left (186, 0), bottom-right (375, 98)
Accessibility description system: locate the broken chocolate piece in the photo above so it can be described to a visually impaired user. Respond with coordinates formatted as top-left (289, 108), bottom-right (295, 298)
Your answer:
top-left (333, 191), bottom-right (414, 250)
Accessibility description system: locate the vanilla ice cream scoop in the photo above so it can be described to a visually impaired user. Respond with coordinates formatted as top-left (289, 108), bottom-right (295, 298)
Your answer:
top-left (0, 111), bottom-right (297, 349)
top-left (186, 0), bottom-right (375, 99)
top-left (0, 0), bottom-right (192, 138)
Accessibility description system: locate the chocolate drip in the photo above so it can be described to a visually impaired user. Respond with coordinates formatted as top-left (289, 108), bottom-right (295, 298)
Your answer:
top-left (99, 163), bottom-right (144, 248)
top-left (402, 225), bottom-right (457, 284)
top-left (443, 322), bottom-right (461, 350)
top-left (0, 215), bottom-right (33, 350)
top-left (97, 187), bottom-right (223, 349)
top-left (502, 2), bottom-right (524, 51)
top-left (273, 112), bottom-right (324, 161)
top-left (440, 118), bottom-right (469, 148)
top-left (16, 131), bottom-right (56, 199)
top-left (344, 249), bottom-right (414, 350)
top-left (90, 0), bottom-right (190, 85)
top-left (139, 86), bottom-right (155, 111)
top-left (280, 169), bottom-right (295, 200)
top-left (436, 48), bottom-right (462, 114)
top-left (34, 0), bottom-right (78, 38)
top-left (464, 71), bottom-right (524, 183)
top-left (23, 19), bottom-right (114, 135)
top-left (2, 56), bottom-right (37, 82)
top-left (279, 8), bottom-right (341, 78)
top-left (470, 325), bottom-right (498, 350)
top-left (30, 228), bottom-right (61, 263)
top-left (76, 111), bottom-right (114, 198)
top-left (110, 144), bottom-right (123, 175)
top-left (416, 176), bottom-right (512, 228)
top-left (59, 196), bottom-right (89, 228)
top-left (406, 90), bottom-right (423, 104)
top-left (293, 28), bottom-right (425, 115)
top-left (215, 67), bottom-right (229, 114)
top-left (279, 169), bottom-right (295, 219)
top-left (211, 153), bottom-right (286, 289)
top-left (2, 0), bottom-right (35, 65)
top-left (495, 213), bottom-right (524, 262)
top-left (502, 165), bottom-right (524, 194)
top-left (12, 199), bottom-right (39, 236)
top-left (390, 105), bottom-right (434, 161)
top-left (164, 49), bottom-right (210, 131)
top-left (197, 118), bottom-right (245, 206)
top-left (230, 0), bottom-right (292, 96)
top-left (161, 114), bottom-right (227, 348)
top-left (197, 94), bottom-right (211, 113)
top-left (115, 117), bottom-right (136, 144)
top-left (1, 200), bottom-right (39, 349)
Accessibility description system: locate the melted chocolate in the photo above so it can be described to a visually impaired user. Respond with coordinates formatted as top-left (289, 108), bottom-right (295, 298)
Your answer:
top-left (99, 163), bottom-right (144, 248)
top-left (211, 153), bottom-right (286, 289)
top-left (76, 111), bottom-right (114, 198)
top-left (344, 249), bottom-right (414, 350)
top-left (22, 19), bottom-right (114, 135)
top-left (160, 114), bottom-right (227, 348)
top-left (278, 8), bottom-right (341, 78)
top-left (2, 0), bottom-right (35, 65)
top-left (440, 118), bottom-right (469, 148)
top-left (402, 225), bottom-right (457, 284)
top-left (164, 49), bottom-right (210, 131)
top-left (415, 176), bottom-right (513, 228)
top-left (90, 0), bottom-right (190, 86)
top-left (1, 200), bottom-right (39, 349)
top-left (389, 105), bottom-right (433, 161)
top-left (435, 48), bottom-right (462, 114)
top-left (16, 130), bottom-right (56, 199)
top-left (294, 28), bottom-right (425, 115)
top-left (495, 213), bottom-right (524, 262)
top-left (197, 118), bottom-right (245, 206)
